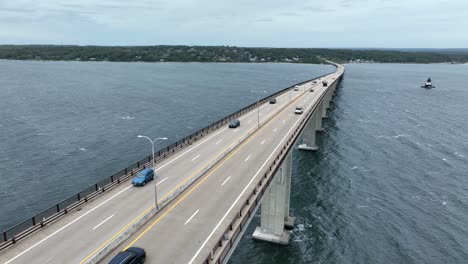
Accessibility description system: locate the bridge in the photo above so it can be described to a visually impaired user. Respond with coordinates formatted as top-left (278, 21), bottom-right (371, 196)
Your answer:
top-left (0, 63), bottom-right (344, 264)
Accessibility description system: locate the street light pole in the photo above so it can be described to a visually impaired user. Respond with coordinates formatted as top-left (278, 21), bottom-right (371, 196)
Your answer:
top-left (137, 135), bottom-right (168, 210)
top-left (251, 90), bottom-right (267, 128)
top-left (257, 94), bottom-right (260, 127)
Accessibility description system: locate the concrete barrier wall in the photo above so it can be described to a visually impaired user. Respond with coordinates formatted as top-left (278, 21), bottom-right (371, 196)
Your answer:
top-left (207, 69), bottom-right (345, 264)
top-left (82, 73), bottom-right (332, 264)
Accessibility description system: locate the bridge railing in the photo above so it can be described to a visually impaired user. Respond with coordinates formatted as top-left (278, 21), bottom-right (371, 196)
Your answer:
top-left (0, 70), bottom-right (334, 250)
top-left (203, 71), bottom-right (344, 264)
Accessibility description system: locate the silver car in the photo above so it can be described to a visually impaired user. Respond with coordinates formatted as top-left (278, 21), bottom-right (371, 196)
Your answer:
top-left (294, 107), bottom-right (303, 114)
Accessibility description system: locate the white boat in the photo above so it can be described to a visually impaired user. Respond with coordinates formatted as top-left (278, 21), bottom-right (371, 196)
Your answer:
top-left (421, 78), bottom-right (435, 88)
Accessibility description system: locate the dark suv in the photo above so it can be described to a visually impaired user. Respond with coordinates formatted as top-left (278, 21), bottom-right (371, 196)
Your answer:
top-left (229, 119), bottom-right (240, 128)
top-left (269, 98), bottom-right (277, 104)
top-left (108, 247), bottom-right (146, 264)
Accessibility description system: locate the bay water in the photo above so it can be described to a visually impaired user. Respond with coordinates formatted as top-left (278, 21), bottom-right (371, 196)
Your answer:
top-left (1, 61), bottom-right (467, 263)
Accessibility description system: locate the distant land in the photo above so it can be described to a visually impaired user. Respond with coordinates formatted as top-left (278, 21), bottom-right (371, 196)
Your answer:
top-left (1, 45), bottom-right (467, 64)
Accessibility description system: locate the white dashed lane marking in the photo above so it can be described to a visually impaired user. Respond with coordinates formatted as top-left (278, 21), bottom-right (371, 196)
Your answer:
top-left (221, 176), bottom-right (231, 186)
top-left (184, 210), bottom-right (200, 225)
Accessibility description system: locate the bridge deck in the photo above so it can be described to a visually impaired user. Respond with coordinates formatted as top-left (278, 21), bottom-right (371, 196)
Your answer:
top-left (0, 69), bottom-right (341, 264)
top-left (100, 67), bottom-right (344, 264)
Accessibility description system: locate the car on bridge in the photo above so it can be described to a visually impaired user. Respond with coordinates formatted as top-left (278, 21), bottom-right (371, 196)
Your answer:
top-left (295, 106), bottom-right (304, 114)
top-left (293, 85), bottom-right (300, 91)
top-left (269, 98), bottom-right (277, 104)
top-left (131, 168), bottom-right (154, 186)
top-left (309, 88), bottom-right (314, 92)
top-left (108, 247), bottom-right (146, 264)
top-left (229, 119), bottom-right (240, 128)
top-left (322, 81), bottom-right (328, 87)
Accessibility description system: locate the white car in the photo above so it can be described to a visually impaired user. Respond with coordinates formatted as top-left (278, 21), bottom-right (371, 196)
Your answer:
top-left (293, 85), bottom-right (300, 91)
top-left (295, 106), bottom-right (303, 114)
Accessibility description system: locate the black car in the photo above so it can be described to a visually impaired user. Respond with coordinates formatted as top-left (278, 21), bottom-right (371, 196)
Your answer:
top-left (229, 119), bottom-right (240, 128)
top-left (309, 88), bottom-right (314, 92)
top-left (269, 98), bottom-right (277, 104)
top-left (108, 247), bottom-right (146, 264)
top-left (322, 81), bottom-right (328, 87)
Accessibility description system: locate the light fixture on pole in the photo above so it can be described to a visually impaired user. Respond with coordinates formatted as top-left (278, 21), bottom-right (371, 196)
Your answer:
top-left (137, 135), bottom-right (168, 210)
top-left (250, 90), bottom-right (267, 127)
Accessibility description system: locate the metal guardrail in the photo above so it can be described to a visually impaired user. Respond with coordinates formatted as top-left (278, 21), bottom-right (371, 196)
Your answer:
top-left (0, 71), bottom-right (334, 251)
top-left (203, 71), bottom-right (344, 264)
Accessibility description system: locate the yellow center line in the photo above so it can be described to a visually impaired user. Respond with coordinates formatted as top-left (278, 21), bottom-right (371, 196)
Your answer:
top-left (79, 76), bottom-right (326, 263)
top-left (123, 126), bottom-right (259, 249)
top-left (78, 140), bottom-right (238, 264)
top-left (122, 81), bottom-right (320, 249)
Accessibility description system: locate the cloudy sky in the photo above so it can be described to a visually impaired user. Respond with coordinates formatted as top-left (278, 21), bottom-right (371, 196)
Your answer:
top-left (1, 0), bottom-right (467, 48)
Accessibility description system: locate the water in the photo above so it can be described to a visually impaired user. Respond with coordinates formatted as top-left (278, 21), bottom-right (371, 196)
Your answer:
top-left (229, 63), bottom-right (468, 263)
top-left (0, 60), bottom-right (334, 232)
top-left (1, 62), bottom-right (467, 264)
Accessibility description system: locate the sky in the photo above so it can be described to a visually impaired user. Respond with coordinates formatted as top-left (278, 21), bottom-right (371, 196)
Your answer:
top-left (0, 0), bottom-right (467, 48)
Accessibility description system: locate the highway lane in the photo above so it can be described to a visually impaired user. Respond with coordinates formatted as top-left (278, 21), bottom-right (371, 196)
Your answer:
top-left (101, 69), bottom-right (343, 263)
top-left (0, 72), bottom-right (331, 264)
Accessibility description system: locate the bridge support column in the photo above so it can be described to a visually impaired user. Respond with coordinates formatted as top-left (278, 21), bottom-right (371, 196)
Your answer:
top-left (316, 102), bottom-right (325, 132)
top-left (298, 112), bottom-right (319, 151)
top-left (253, 151), bottom-right (294, 245)
top-left (282, 151), bottom-right (295, 228)
top-left (324, 90), bottom-right (331, 110)
top-left (330, 83), bottom-right (337, 101)
top-left (322, 95), bottom-right (329, 118)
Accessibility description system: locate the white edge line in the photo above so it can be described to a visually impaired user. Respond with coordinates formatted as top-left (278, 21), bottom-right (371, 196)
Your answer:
top-left (4, 79), bottom-right (324, 264)
top-left (221, 176), bottom-right (231, 186)
top-left (184, 209), bottom-right (200, 225)
top-left (92, 214), bottom-right (115, 230)
top-left (4, 185), bottom-right (133, 264)
top-left (188, 88), bottom-right (319, 264)
top-left (156, 177), bottom-right (168, 185)
top-left (155, 88), bottom-right (283, 171)
top-left (156, 82), bottom-right (300, 172)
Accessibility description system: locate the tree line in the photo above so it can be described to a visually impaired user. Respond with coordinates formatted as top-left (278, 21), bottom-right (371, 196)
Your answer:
top-left (0, 45), bottom-right (466, 64)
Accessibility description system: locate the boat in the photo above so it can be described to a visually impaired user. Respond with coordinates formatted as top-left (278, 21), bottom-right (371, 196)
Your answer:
top-left (421, 78), bottom-right (435, 88)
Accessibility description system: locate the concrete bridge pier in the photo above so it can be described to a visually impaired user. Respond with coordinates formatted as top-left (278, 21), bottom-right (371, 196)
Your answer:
top-left (324, 91), bottom-right (332, 112)
top-left (298, 112), bottom-right (319, 151)
top-left (316, 102), bottom-right (325, 131)
top-left (329, 82), bottom-right (337, 102)
top-left (282, 150), bottom-right (295, 229)
top-left (330, 85), bottom-right (335, 99)
top-left (253, 151), bottom-right (294, 245)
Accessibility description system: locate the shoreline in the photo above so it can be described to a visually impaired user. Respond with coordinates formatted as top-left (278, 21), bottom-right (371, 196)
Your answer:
top-left (0, 58), bottom-right (464, 65)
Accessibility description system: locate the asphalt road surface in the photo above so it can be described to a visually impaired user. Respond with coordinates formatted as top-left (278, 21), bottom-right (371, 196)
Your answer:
top-left (0, 67), bottom-right (342, 264)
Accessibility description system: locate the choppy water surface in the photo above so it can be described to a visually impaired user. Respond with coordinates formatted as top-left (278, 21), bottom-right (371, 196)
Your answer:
top-left (1, 61), bottom-right (467, 264)
top-left (0, 60), bottom-right (334, 231)
top-left (229, 63), bottom-right (468, 263)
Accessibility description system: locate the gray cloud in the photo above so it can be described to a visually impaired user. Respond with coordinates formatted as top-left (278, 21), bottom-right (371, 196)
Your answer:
top-left (255, 17), bottom-right (274, 23)
top-left (303, 6), bottom-right (335, 13)
top-left (279, 12), bottom-right (300, 17)
top-left (0, 0), bottom-right (466, 48)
